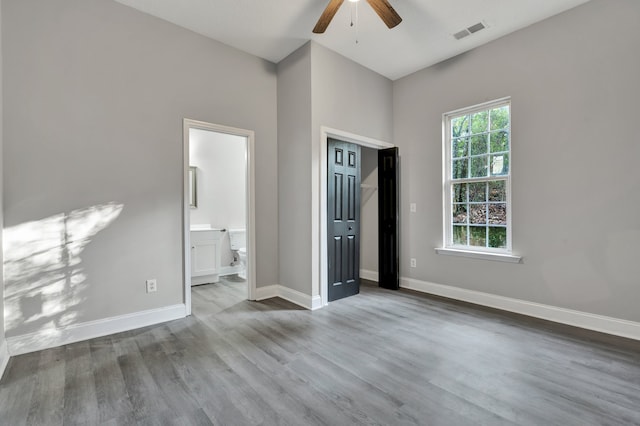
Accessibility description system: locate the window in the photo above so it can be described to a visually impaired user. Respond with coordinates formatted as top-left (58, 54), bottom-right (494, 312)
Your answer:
top-left (443, 98), bottom-right (512, 254)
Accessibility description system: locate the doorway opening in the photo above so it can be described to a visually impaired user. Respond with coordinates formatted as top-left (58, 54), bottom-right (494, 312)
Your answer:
top-left (318, 127), bottom-right (395, 307)
top-left (183, 119), bottom-right (256, 316)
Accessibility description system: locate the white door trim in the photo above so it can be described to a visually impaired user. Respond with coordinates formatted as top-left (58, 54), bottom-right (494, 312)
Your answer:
top-left (183, 119), bottom-right (257, 315)
top-left (317, 126), bottom-right (394, 308)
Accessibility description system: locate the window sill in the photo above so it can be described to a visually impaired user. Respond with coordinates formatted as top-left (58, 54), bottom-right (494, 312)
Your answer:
top-left (435, 247), bottom-right (522, 263)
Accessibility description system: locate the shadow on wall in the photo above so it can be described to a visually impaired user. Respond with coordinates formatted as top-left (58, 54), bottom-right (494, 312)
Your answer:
top-left (3, 203), bottom-right (124, 344)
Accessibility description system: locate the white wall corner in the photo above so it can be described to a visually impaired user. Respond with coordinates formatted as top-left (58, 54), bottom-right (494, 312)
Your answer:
top-left (255, 285), bottom-right (280, 301)
top-left (400, 277), bottom-right (640, 341)
top-left (360, 269), bottom-right (379, 282)
top-left (7, 304), bottom-right (186, 356)
top-left (277, 285), bottom-right (319, 311)
top-left (255, 285), bottom-right (321, 310)
top-left (0, 339), bottom-right (10, 380)
top-left (310, 295), bottom-right (323, 310)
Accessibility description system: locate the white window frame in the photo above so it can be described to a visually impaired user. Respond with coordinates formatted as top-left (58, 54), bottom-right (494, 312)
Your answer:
top-left (438, 97), bottom-right (521, 263)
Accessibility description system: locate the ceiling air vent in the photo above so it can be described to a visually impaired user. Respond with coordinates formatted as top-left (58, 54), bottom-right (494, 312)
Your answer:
top-left (453, 29), bottom-right (470, 40)
top-left (453, 21), bottom-right (486, 40)
top-left (467, 22), bottom-right (486, 33)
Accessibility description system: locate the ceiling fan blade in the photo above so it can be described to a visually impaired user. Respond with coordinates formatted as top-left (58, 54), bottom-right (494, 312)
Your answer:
top-left (366, 0), bottom-right (402, 29)
top-left (313, 0), bottom-right (344, 34)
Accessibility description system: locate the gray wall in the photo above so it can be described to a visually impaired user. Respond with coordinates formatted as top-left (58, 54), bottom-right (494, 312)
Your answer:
top-left (393, 0), bottom-right (640, 321)
top-left (276, 42), bottom-right (393, 297)
top-left (2, 0), bottom-right (278, 338)
top-left (310, 42), bottom-right (392, 297)
top-left (0, 2), bottom-right (4, 346)
top-left (277, 43), bottom-right (312, 295)
top-left (310, 43), bottom-right (393, 144)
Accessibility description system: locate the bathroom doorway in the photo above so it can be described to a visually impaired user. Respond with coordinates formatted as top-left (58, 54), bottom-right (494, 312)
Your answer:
top-left (183, 119), bottom-right (256, 316)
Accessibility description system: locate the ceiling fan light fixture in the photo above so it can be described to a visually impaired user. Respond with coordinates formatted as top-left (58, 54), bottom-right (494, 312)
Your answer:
top-left (348, 0), bottom-right (360, 2)
top-left (313, 0), bottom-right (401, 34)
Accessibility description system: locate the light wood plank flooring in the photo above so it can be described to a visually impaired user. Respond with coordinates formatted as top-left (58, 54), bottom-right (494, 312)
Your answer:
top-left (1, 278), bottom-right (640, 425)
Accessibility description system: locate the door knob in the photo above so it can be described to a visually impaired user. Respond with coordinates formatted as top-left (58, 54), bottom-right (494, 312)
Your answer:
top-left (348, 226), bottom-right (353, 230)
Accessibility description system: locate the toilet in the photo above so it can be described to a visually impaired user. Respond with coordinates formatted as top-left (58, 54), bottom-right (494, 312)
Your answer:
top-left (228, 228), bottom-right (247, 278)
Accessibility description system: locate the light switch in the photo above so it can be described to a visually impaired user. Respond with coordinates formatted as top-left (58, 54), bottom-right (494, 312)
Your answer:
top-left (410, 203), bottom-right (417, 213)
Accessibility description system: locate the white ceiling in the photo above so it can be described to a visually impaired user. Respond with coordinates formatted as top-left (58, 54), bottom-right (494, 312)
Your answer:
top-left (114, 0), bottom-right (591, 80)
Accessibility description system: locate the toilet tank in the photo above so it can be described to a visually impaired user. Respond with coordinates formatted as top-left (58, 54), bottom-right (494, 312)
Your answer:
top-left (228, 228), bottom-right (246, 250)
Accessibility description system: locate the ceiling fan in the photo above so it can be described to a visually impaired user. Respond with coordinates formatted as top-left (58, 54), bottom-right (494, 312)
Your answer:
top-left (313, 0), bottom-right (402, 34)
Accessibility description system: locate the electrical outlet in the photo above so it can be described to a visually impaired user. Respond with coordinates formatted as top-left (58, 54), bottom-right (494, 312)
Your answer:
top-left (410, 258), bottom-right (417, 268)
top-left (410, 203), bottom-right (417, 213)
top-left (146, 279), bottom-right (157, 293)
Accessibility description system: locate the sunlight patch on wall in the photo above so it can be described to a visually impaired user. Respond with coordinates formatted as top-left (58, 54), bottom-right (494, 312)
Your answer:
top-left (3, 203), bottom-right (124, 337)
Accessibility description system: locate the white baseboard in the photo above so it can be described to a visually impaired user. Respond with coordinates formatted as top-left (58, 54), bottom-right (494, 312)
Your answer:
top-left (278, 286), bottom-right (323, 310)
top-left (0, 339), bottom-right (9, 380)
top-left (400, 277), bottom-right (640, 341)
top-left (192, 274), bottom-right (220, 286)
top-left (255, 285), bottom-right (322, 310)
top-left (255, 285), bottom-right (279, 301)
top-left (7, 304), bottom-right (186, 356)
top-left (219, 265), bottom-right (244, 277)
top-left (360, 269), bottom-right (379, 282)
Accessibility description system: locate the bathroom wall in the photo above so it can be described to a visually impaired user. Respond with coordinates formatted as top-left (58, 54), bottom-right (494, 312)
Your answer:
top-left (360, 147), bottom-right (378, 275)
top-left (189, 128), bottom-right (247, 267)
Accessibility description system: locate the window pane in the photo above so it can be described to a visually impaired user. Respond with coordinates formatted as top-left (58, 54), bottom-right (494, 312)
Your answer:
top-left (452, 137), bottom-right (468, 158)
top-left (468, 182), bottom-right (486, 202)
top-left (452, 159), bottom-right (468, 179)
top-left (469, 226), bottom-right (486, 247)
top-left (453, 226), bottom-right (467, 245)
top-left (470, 135), bottom-right (488, 155)
top-left (470, 156), bottom-right (488, 178)
top-left (445, 100), bottom-right (510, 252)
top-left (490, 131), bottom-right (509, 153)
top-left (490, 106), bottom-right (509, 131)
top-left (488, 180), bottom-right (506, 201)
top-left (491, 154), bottom-right (509, 176)
top-left (469, 203), bottom-right (487, 224)
top-left (453, 183), bottom-right (467, 203)
top-left (471, 111), bottom-right (488, 134)
top-left (488, 203), bottom-right (507, 225)
top-left (488, 227), bottom-right (507, 248)
top-left (452, 115), bottom-right (469, 138)
top-left (453, 205), bottom-right (467, 224)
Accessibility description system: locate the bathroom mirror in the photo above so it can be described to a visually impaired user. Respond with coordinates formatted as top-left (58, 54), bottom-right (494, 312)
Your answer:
top-left (189, 166), bottom-right (197, 208)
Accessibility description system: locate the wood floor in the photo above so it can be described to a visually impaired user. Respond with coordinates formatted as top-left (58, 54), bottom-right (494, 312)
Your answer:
top-left (1, 278), bottom-right (640, 425)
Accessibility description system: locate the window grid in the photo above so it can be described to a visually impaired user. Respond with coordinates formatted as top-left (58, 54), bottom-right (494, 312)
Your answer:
top-left (444, 98), bottom-right (511, 253)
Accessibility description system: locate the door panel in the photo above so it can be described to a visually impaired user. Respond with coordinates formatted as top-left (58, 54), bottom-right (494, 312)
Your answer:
top-left (332, 236), bottom-right (343, 286)
top-left (328, 139), bottom-right (361, 302)
top-left (347, 235), bottom-right (356, 281)
top-left (334, 173), bottom-right (343, 220)
top-left (348, 175), bottom-right (356, 220)
top-left (378, 147), bottom-right (399, 290)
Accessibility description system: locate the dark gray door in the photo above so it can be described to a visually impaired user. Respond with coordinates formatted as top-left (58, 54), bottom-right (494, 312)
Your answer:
top-left (378, 147), bottom-right (399, 290)
top-left (328, 139), bottom-right (361, 302)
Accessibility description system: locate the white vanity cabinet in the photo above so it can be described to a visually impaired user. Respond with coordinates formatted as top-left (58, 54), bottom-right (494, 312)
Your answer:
top-left (190, 227), bottom-right (224, 285)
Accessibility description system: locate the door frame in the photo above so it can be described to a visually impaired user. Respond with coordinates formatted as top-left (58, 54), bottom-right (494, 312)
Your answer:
top-left (317, 126), bottom-right (394, 307)
top-left (183, 119), bottom-right (257, 316)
